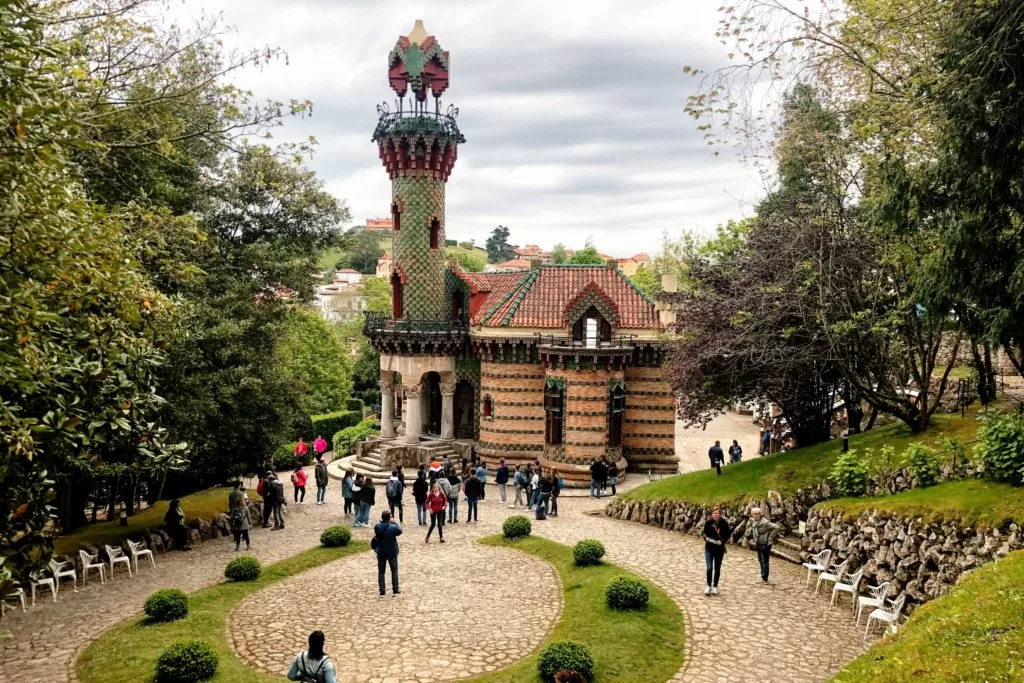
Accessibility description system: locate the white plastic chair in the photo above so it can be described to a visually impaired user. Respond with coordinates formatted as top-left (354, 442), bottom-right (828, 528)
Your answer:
top-left (48, 558), bottom-right (77, 592)
top-left (1, 587), bottom-right (26, 616)
top-left (79, 550), bottom-right (106, 586)
top-left (856, 581), bottom-right (891, 625)
top-left (104, 545), bottom-right (132, 579)
top-left (830, 566), bottom-right (865, 610)
top-left (802, 549), bottom-right (832, 588)
top-left (127, 540), bottom-right (155, 572)
top-left (865, 593), bottom-right (906, 638)
top-left (29, 570), bottom-right (56, 606)
top-left (816, 558), bottom-right (849, 595)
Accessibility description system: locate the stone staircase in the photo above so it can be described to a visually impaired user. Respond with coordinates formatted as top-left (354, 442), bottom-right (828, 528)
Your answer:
top-left (348, 438), bottom-right (461, 482)
top-left (418, 438), bottom-right (459, 463)
top-left (771, 533), bottom-right (805, 565)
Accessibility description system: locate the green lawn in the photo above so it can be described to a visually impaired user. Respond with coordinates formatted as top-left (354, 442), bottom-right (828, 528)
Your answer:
top-left (473, 535), bottom-right (685, 682)
top-left (831, 548), bottom-right (1024, 682)
top-left (77, 542), bottom-right (368, 683)
top-left (816, 479), bottom-right (1024, 528)
top-left (54, 487), bottom-right (234, 556)
top-left (624, 414), bottom-right (978, 506)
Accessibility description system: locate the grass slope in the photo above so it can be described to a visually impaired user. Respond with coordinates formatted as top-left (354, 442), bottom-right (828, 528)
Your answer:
top-left (473, 535), bottom-right (685, 682)
top-left (818, 479), bottom-right (1024, 528)
top-left (54, 487), bottom-right (233, 555)
top-left (77, 542), bottom-right (367, 683)
top-left (831, 549), bottom-right (1024, 682)
top-left (625, 414), bottom-right (977, 506)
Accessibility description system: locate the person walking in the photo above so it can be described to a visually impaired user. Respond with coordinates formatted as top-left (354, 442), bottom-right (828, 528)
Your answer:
top-left (357, 477), bottom-right (376, 528)
top-left (342, 470), bottom-right (354, 517)
top-left (607, 460), bottom-right (619, 496)
top-left (350, 474), bottom-right (364, 527)
top-left (412, 467), bottom-right (429, 525)
top-left (292, 465), bottom-right (307, 504)
top-left (163, 499), bottom-right (192, 551)
top-left (729, 439), bottom-right (743, 464)
top-left (702, 507), bottom-right (731, 595)
top-left (386, 468), bottom-right (405, 523)
top-left (536, 471), bottom-right (553, 520)
top-left (511, 465), bottom-right (526, 509)
top-left (589, 458), bottom-right (607, 498)
top-left (294, 437), bottom-right (310, 465)
top-left (270, 473), bottom-right (287, 530)
top-left (475, 461), bottom-right (487, 501)
top-left (424, 482), bottom-right (447, 544)
top-left (463, 471), bottom-right (481, 523)
top-left (746, 507), bottom-right (781, 583)
top-left (258, 471), bottom-right (275, 528)
top-left (495, 458), bottom-right (509, 504)
top-left (550, 468), bottom-right (562, 517)
top-left (314, 457), bottom-right (329, 505)
top-left (373, 510), bottom-right (402, 597)
top-left (228, 481), bottom-right (251, 551)
top-left (313, 434), bottom-right (328, 461)
top-left (528, 466), bottom-right (541, 510)
top-left (442, 471), bottom-right (460, 524)
top-left (709, 440), bottom-right (725, 476)
top-left (287, 630), bottom-right (337, 683)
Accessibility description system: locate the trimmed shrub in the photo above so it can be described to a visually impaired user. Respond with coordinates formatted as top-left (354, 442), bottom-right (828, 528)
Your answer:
top-left (605, 575), bottom-right (650, 610)
top-left (537, 641), bottom-right (595, 682)
top-left (224, 556), bottom-right (261, 582)
top-left (344, 397), bottom-right (365, 413)
top-left (976, 411), bottom-right (1024, 485)
top-left (311, 410), bottom-right (361, 450)
top-left (905, 442), bottom-right (942, 488)
top-left (829, 449), bottom-right (870, 497)
top-left (502, 515), bottom-right (532, 539)
top-left (320, 525), bottom-right (352, 547)
top-left (154, 640), bottom-right (218, 683)
top-left (572, 539), bottom-right (606, 566)
top-left (273, 442), bottom-right (299, 470)
top-left (332, 418), bottom-right (380, 456)
top-left (144, 588), bottom-right (189, 623)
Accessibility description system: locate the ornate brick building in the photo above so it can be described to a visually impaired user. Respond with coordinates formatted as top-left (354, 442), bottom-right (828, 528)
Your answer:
top-left (363, 21), bottom-right (677, 484)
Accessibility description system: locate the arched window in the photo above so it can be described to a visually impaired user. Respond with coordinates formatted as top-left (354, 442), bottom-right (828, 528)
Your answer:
top-left (391, 202), bottom-right (401, 231)
top-left (430, 217), bottom-right (440, 249)
top-left (482, 395), bottom-right (493, 418)
top-left (608, 383), bottom-right (626, 448)
top-left (391, 272), bottom-right (403, 319)
top-left (451, 290), bottom-right (465, 322)
top-left (544, 380), bottom-right (564, 445)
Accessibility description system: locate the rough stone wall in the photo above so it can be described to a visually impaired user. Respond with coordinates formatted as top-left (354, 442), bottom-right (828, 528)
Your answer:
top-left (804, 507), bottom-right (1022, 609)
top-left (391, 175), bottom-right (447, 320)
top-left (477, 360), bottom-right (545, 466)
top-left (623, 366), bottom-right (677, 473)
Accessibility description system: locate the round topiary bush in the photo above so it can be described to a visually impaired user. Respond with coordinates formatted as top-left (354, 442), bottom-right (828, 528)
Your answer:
top-left (537, 641), bottom-right (595, 682)
top-left (572, 539), bottom-right (606, 566)
top-left (223, 555), bottom-right (261, 582)
top-left (144, 588), bottom-right (189, 623)
top-left (605, 575), bottom-right (650, 611)
top-left (154, 640), bottom-right (218, 683)
top-left (502, 514), bottom-right (532, 539)
top-left (320, 525), bottom-right (352, 547)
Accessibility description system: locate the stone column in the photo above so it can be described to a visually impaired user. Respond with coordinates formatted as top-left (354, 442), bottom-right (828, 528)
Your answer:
top-left (403, 383), bottom-right (423, 445)
top-left (440, 381), bottom-right (457, 440)
top-left (379, 375), bottom-right (396, 439)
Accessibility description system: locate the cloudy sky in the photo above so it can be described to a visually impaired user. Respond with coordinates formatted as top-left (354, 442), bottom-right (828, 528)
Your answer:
top-left (177, 0), bottom-right (765, 256)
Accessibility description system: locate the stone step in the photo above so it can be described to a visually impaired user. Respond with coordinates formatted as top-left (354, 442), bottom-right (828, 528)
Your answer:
top-left (771, 546), bottom-right (804, 565)
top-left (776, 535), bottom-right (803, 553)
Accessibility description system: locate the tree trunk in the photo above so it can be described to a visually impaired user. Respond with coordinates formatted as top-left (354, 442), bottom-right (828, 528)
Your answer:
top-left (972, 341), bottom-right (996, 405)
top-left (864, 406), bottom-right (879, 431)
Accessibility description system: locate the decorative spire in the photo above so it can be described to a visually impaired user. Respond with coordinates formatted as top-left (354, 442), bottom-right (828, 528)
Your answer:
top-left (388, 19), bottom-right (450, 101)
top-left (407, 19), bottom-right (429, 46)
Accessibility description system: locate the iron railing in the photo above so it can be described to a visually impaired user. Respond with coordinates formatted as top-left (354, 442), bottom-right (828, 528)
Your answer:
top-left (363, 312), bottom-right (467, 338)
top-left (372, 100), bottom-right (465, 143)
top-left (535, 334), bottom-right (638, 350)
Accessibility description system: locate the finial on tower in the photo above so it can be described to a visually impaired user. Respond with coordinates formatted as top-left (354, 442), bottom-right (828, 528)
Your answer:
top-left (407, 19), bottom-right (429, 45)
top-left (388, 19), bottom-right (450, 101)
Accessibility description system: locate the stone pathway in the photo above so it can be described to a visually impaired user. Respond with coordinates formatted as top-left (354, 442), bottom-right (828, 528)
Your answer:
top-left (675, 410), bottom-right (762, 474)
top-left (2, 490), bottom-right (869, 682)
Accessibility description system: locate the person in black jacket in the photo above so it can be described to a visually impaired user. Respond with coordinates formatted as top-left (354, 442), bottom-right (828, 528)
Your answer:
top-left (463, 473), bottom-right (481, 523)
top-left (703, 507), bottom-right (731, 595)
top-left (412, 467), bottom-right (429, 526)
top-left (358, 477), bottom-right (376, 527)
top-left (709, 440), bottom-right (725, 476)
top-left (374, 510), bottom-right (403, 597)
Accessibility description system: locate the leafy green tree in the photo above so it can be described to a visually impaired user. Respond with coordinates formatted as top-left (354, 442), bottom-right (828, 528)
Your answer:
top-left (344, 229), bottom-right (385, 274)
top-left (485, 225), bottom-right (517, 263)
top-left (567, 243), bottom-right (606, 265)
top-left (447, 246), bottom-right (486, 272)
top-left (630, 265), bottom-right (660, 297)
top-left (551, 243), bottom-right (568, 264)
top-left (278, 308), bottom-right (354, 415)
top-left (362, 276), bottom-right (392, 315)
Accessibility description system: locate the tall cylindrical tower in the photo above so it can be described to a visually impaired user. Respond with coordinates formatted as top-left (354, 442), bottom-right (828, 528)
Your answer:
top-left (373, 20), bottom-right (464, 321)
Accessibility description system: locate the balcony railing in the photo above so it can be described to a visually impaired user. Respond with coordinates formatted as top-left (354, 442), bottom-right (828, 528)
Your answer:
top-left (372, 101), bottom-right (465, 143)
top-left (363, 312), bottom-right (467, 340)
top-left (535, 334), bottom-right (637, 350)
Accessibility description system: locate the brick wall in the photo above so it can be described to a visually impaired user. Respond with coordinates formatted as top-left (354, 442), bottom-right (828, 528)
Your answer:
top-left (477, 361), bottom-right (545, 466)
top-left (623, 366), bottom-right (678, 474)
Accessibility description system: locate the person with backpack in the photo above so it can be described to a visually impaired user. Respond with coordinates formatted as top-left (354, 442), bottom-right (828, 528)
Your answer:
top-left (258, 471), bottom-right (274, 528)
top-left (287, 630), bottom-right (336, 683)
top-left (442, 455), bottom-right (453, 478)
top-left (441, 472), bottom-right (460, 524)
top-left (729, 439), bottom-right (743, 464)
top-left (386, 468), bottom-right (405, 523)
top-left (550, 468), bottom-right (562, 517)
top-left (357, 477), bottom-right (376, 528)
top-left (373, 510), bottom-right (403, 597)
top-left (291, 465), bottom-right (308, 504)
top-left (511, 465), bottom-right (526, 508)
top-left (703, 506), bottom-right (731, 596)
top-left (495, 458), bottom-right (510, 504)
top-left (463, 471), bottom-right (481, 523)
top-left (228, 481), bottom-right (251, 551)
top-left (535, 471), bottom-right (553, 520)
top-left (607, 460), bottom-right (620, 496)
top-left (341, 470), bottom-right (354, 516)
top-left (270, 473), bottom-right (287, 530)
top-left (314, 457), bottom-right (329, 505)
top-left (589, 458), bottom-right (607, 498)
top-left (412, 467), bottom-right (429, 525)
top-left (424, 482), bottom-right (447, 544)
top-left (350, 474), bottom-right (365, 527)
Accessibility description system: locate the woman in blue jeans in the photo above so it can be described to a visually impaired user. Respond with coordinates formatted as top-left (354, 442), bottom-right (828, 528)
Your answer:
top-left (702, 507), bottom-right (731, 595)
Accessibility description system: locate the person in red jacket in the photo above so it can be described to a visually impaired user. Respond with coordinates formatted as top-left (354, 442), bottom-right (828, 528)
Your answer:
top-left (294, 438), bottom-right (309, 464)
top-left (313, 435), bottom-right (328, 458)
top-left (291, 465), bottom-right (308, 503)
top-left (424, 482), bottom-right (447, 544)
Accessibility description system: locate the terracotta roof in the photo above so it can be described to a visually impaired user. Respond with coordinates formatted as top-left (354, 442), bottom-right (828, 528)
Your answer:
top-left (631, 252), bottom-right (651, 263)
top-left (492, 258), bottom-right (532, 270)
top-left (475, 265), bottom-right (657, 329)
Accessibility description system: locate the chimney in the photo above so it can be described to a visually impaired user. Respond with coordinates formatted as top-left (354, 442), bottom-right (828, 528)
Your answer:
top-left (607, 258), bottom-right (620, 270)
top-left (661, 273), bottom-right (678, 293)
top-left (529, 256), bottom-right (543, 269)
top-left (657, 272), bottom-right (678, 328)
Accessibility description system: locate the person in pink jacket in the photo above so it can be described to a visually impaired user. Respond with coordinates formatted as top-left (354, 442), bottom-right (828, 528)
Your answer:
top-left (291, 466), bottom-right (308, 503)
top-left (313, 435), bottom-right (328, 457)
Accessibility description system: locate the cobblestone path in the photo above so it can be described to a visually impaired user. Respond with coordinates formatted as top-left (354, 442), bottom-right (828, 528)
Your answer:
top-left (1, 491), bottom-right (868, 682)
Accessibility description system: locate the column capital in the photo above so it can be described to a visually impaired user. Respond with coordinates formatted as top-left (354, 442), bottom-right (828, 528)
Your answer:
top-left (379, 378), bottom-right (395, 393)
top-left (439, 381), bottom-right (457, 396)
top-left (404, 383), bottom-right (423, 399)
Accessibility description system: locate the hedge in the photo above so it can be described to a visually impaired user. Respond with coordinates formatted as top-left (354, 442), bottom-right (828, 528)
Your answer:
top-left (320, 525), bottom-right (352, 547)
top-left (572, 539), bottom-right (606, 566)
top-left (224, 556), bottom-right (261, 582)
top-left (331, 418), bottom-right (380, 457)
top-left (537, 641), bottom-right (595, 681)
top-left (605, 575), bottom-right (650, 610)
top-left (144, 588), bottom-right (189, 623)
top-left (344, 397), bottom-right (365, 413)
top-left (154, 640), bottom-right (218, 683)
top-left (503, 515), bottom-right (532, 540)
top-left (273, 442), bottom-right (300, 471)
top-left (311, 410), bottom-right (361, 449)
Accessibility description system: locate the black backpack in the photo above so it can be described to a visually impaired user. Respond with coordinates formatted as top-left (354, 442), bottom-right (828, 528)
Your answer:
top-left (296, 653), bottom-right (328, 682)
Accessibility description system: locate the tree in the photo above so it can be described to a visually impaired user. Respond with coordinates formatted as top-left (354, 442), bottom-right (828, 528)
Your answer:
top-left (630, 265), bottom-right (660, 297)
top-left (551, 243), bottom-right (568, 264)
top-left (278, 308), bottom-right (354, 415)
top-left (485, 225), bottom-right (516, 263)
top-left (344, 229), bottom-right (385, 274)
top-left (567, 242), bottom-right (606, 265)
top-left (447, 246), bottom-right (486, 272)
top-left (362, 276), bottom-right (392, 315)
